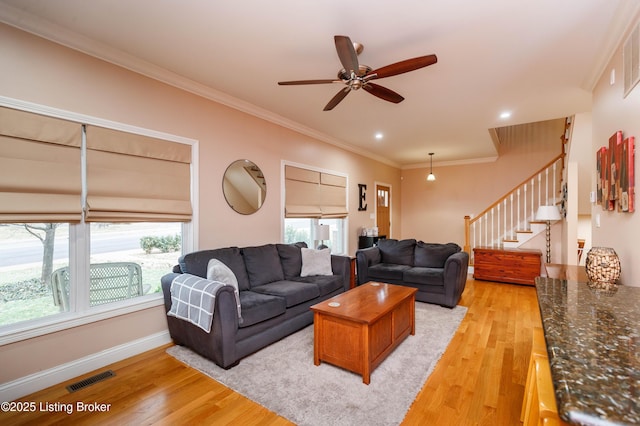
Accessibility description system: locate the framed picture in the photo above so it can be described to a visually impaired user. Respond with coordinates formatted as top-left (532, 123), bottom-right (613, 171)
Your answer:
top-left (596, 147), bottom-right (605, 205)
top-left (619, 136), bottom-right (635, 212)
top-left (601, 146), bottom-right (615, 211)
top-left (609, 131), bottom-right (622, 209)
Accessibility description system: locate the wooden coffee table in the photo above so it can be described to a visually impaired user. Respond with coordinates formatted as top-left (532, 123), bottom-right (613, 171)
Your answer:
top-left (310, 282), bottom-right (417, 384)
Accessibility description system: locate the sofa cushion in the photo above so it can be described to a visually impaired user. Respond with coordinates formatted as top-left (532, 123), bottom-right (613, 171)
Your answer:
top-left (276, 242), bottom-right (307, 279)
top-left (377, 239), bottom-right (416, 265)
top-left (242, 244), bottom-right (285, 287)
top-left (368, 263), bottom-right (412, 281)
top-left (237, 290), bottom-right (287, 328)
top-left (403, 267), bottom-right (446, 287)
top-left (300, 248), bottom-right (333, 276)
top-left (179, 247), bottom-right (251, 291)
top-left (207, 259), bottom-right (242, 319)
top-left (292, 275), bottom-right (343, 296)
top-left (250, 280), bottom-right (320, 307)
top-left (414, 242), bottom-right (461, 268)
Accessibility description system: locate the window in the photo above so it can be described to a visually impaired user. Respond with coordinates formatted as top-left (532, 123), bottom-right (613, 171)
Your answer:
top-left (0, 104), bottom-right (195, 336)
top-left (0, 223), bottom-right (70, 326)
top-left (284, 218), bottom-right (346, 254)
top-left (283, 164), bottom-right (348, 254)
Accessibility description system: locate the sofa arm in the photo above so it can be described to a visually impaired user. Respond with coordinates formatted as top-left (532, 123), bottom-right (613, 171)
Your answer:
top-left (331, 254), bottom-right (352, 292)
top-left (443, 251), bottom-right (470, 305)
top-left (355, 247), bottom-right (381, 285)
top-left (161, 272), bottom-right (241, 368)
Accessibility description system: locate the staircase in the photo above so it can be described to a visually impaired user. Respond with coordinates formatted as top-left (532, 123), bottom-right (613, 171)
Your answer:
top-left (464, 153), bottom-right (565, 264)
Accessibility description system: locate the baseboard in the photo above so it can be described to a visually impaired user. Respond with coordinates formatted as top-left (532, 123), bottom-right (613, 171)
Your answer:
top-left (0, 331), bottom-right (171, 402)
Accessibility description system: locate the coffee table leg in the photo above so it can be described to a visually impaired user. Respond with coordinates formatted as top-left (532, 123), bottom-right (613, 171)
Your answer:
top-left (362, 325), bottom-right (370, 384)
top-left (410, 295), bottom-right (416, 335)
top-left (313, 312), bottom-right (321, 366)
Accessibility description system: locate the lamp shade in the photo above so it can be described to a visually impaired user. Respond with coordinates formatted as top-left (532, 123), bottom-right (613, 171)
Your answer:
top-left (315, 224), bottom-right (330, 241)
top-left (535, 205), bottom-right (562, 221)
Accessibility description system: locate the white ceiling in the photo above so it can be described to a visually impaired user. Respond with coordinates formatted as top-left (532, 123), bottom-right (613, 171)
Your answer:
top-left (1, 0), bottom-right (638, 168)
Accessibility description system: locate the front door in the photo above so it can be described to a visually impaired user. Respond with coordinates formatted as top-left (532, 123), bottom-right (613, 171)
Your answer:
top-left (376, 184), bottom-right (390, 238)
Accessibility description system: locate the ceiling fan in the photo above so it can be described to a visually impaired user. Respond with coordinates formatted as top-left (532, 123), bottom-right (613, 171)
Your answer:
top-left (278, 35), bottom-right (437, 111)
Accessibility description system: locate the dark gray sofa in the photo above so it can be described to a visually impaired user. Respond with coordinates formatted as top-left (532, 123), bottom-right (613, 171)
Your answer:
top-left (356, 238), bottom-right (469, 308)
top-left (161, 242), bottom-right (350, 368)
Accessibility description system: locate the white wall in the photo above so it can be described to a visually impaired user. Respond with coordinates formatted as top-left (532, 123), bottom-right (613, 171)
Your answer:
top-left (591, 20), bottom-right (640, 286)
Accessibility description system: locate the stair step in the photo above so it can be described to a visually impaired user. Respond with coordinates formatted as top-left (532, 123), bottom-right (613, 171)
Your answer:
top-left (503, 239), bottom-right (518, 243)
top-left (529, 220), bottom-right (547, 225)
top-left (516, 230), bottom-right (533, 234)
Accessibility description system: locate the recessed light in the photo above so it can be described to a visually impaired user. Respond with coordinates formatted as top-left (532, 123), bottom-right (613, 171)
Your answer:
top-left (374, 132), bottom-right (383, 140)
top-left (500, 111), bottom-right (511, 119)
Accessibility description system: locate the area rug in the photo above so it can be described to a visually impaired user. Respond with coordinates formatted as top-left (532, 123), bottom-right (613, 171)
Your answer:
top-left (167, 302), bottom-right (467, 426)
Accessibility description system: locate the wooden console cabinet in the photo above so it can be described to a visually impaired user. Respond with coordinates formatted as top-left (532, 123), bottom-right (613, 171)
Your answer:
top-left (473, 247), bottom-right (542, 286)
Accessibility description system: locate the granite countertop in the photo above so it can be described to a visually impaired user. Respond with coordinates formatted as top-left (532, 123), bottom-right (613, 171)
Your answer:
top-left (535, 277), bottom-right (640, 425)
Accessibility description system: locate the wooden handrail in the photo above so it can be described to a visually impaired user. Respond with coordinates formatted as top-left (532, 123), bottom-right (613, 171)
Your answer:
top-left (467, 153), bottom-right (564, 226)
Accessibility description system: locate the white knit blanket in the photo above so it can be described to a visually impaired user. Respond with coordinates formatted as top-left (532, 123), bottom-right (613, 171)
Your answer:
top-left (168, 274), bottom-right (227, 333)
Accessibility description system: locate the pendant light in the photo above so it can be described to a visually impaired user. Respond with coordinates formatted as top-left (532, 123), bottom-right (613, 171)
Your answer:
top-left (426, 152), bottom-right (436, 181)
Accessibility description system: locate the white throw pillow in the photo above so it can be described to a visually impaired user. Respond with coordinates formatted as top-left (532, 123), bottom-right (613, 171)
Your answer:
top-left (207, 258), bottom-right (242, 319)
top-left (300, 248), bottom-right (333, 277)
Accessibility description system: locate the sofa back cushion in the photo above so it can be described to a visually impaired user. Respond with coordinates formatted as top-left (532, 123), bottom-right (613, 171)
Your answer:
top-left (414, 242), bottom-right (461, 268)
top-left (276, 242), bottom-right (308, 279)
top-left (242, 244), bottom-right (285, 287)
top-left (377, 238), bottom-right (416, 265)
top-left (179, 247), bottom-right (251, 291)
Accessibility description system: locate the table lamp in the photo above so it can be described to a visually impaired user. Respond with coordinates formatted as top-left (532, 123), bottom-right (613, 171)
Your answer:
top-left (316, 224), bottom-right (330, 250)
top-left (535, 205), bottom-right (562, 263)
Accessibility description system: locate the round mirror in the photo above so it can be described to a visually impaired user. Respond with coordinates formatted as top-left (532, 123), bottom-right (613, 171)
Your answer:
top-left (222, 159), bottom-right (267, 215)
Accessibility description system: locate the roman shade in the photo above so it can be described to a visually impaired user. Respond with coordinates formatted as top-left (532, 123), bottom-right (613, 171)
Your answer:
top-left (85, 125), bottom-right (192, 222)
top-left (284, 165), bottom-right (347, 218)
top-left (0, 107), bottom-right (82, 222)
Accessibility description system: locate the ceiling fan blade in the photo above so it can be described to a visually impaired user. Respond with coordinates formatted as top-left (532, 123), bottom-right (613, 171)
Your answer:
top-left (323, 87), bottom-right (351, 111)
top-left (278, 79), bottom-right (340, 85)
top-left (363, 83), bottom-right (404, 104)
top-left (334, 35), bottom-right (360, 75)
top-left (366, 54), bottom-right (438, 80)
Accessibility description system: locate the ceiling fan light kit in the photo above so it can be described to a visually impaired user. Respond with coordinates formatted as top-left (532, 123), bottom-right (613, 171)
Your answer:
top-left (278, 35), bottom-right (437, 110)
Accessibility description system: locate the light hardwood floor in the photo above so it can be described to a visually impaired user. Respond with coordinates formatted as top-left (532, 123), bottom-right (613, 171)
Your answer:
top-left (1, 278), bottom-right (541, 425)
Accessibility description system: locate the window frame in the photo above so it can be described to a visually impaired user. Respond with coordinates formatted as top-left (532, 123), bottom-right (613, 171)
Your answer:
top-left (0, 96), bottom-right (199, 345)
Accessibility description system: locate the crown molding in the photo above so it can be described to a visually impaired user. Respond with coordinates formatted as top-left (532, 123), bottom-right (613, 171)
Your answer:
top-left (0, 3), bottom-right (400, 169)
top-left (402, 156), bottom-right (498, 170)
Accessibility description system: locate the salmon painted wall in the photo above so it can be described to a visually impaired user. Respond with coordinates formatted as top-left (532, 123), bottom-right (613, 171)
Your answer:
top-left (400, 120), bottom-right (564, 248)
top-left (0, 24), bottom-right (401, 386)
top-left (591, 23), bottom-right (640, 287)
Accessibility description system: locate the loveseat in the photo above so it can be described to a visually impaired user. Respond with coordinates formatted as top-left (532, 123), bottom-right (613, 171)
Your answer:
top-left (161, 242), bottom-right (351, 368)
top-left (355, 238), bottom-right (468, 308)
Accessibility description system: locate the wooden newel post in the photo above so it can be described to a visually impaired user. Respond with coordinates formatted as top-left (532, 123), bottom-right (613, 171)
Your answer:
top-left (464, 215), bottom-right (471, 255)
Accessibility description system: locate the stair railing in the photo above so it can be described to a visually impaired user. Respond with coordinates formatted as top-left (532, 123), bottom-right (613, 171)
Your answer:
top-left (463, 154), bottom-right (564, 261)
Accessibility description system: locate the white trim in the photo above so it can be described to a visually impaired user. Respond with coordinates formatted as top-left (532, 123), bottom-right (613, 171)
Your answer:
top-left (0, 331), bottom-right (171, 402)
top-left (0, 96), bottom-right (196, 145)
